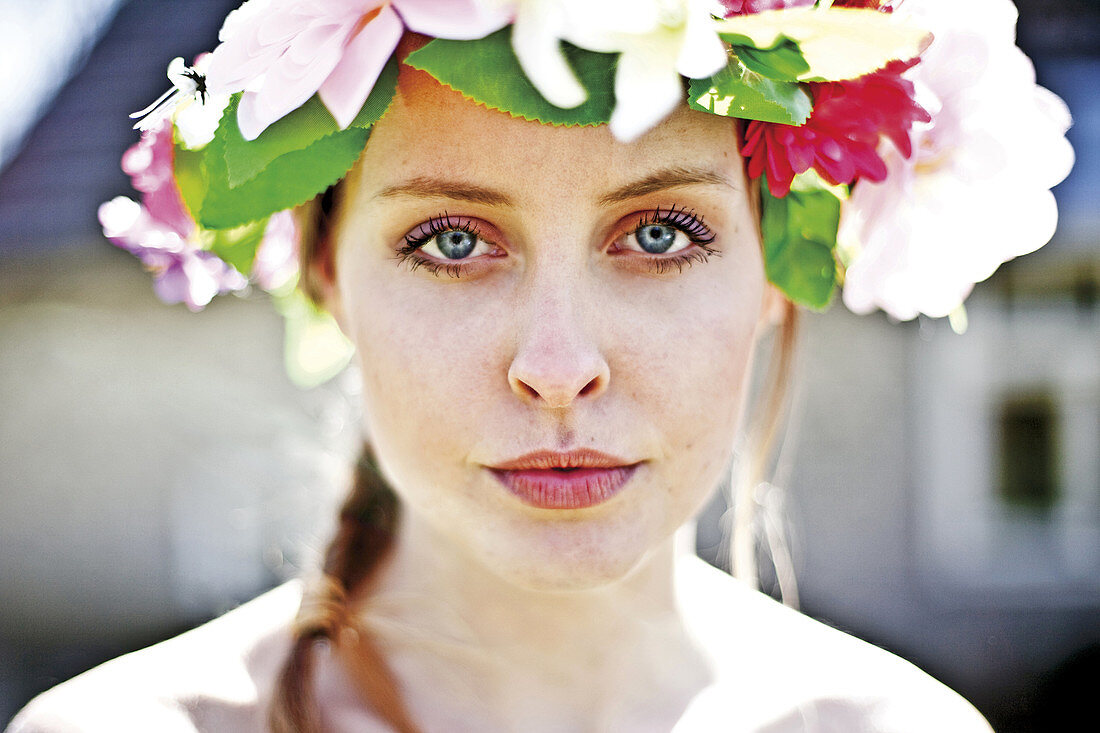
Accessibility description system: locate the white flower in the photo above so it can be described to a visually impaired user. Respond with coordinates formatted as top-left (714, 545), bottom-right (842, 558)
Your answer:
top-left (494, 0), bottom-right (727, 141)
top-left (564, 0), bottom-right (728, 140)
top-left (130, 57), bottom-right (210, 132)
top-left (170, 54), bottom-right (230, 149)
top-left (490, 0), bottom-right (588, 109)
top-left (839, 0), bottom-right (1074, 320)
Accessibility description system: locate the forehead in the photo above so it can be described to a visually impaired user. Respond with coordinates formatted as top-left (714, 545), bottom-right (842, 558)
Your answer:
top-left (352, 66), bottom-right (744, 203)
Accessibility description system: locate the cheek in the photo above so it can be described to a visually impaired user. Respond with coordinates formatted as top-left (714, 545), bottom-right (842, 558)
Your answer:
top-left (340, 264), bottom-right (507, 464)
top-left (617, 269), bottom-right (762, 441)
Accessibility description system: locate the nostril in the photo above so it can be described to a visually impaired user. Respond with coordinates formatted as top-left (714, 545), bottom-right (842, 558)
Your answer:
top-left (578, 376), bottom-right (601, 397)
top-left (507, 354), bottom-right (610, 407)
top-left (514, 379), bottom-right (540, 401)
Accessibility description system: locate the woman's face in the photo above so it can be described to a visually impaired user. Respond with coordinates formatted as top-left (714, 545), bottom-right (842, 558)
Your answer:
top-left (329, 68), bottom-right (772, 590)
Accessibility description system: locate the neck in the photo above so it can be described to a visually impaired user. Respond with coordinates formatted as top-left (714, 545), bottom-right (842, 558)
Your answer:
top-left (353, 510), bottom-right (711, 731)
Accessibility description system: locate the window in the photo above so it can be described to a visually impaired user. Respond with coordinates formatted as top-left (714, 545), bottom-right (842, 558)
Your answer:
top-left (998, 393), bottom-right (1060, 512)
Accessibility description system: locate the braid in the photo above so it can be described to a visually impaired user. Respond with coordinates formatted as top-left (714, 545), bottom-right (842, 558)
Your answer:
top-left (269, 446), bottom-right (420, 733)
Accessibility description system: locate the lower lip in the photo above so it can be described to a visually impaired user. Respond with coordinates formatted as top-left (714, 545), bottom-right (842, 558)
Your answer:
top-left (490, 465), bottom-right (639, 510)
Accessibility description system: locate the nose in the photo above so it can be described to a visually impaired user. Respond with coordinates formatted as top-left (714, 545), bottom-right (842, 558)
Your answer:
top-left (507, 288), bottom-right (610, 409)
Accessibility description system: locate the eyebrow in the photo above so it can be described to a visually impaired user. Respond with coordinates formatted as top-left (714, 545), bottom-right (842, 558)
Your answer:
top-left (373, 166), bottom-right (735, 208)
top-left (598, 167), bottom-right (736, 205)
top-left (375, 177), bottom-right (515, 207)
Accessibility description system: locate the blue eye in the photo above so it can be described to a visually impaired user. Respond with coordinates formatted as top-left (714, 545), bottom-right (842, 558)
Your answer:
top-left (634, 224), bottom-right (678, 254)
top-left (435, 230), bottom-right (477, 259)
top-left (619, 207), bottom-right (715, 259)
top-left (401, 214), bottom-right (494, 265)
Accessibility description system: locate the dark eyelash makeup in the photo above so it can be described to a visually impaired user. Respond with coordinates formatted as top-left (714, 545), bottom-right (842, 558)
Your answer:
top-left (637, 205), bottom-right (717, 247)
top-left (394, 205), bottom-right (720, 278)
top-left (398, 211), bottom-right (482, 255)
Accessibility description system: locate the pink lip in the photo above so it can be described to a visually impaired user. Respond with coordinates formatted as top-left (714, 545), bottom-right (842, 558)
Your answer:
top-left (487, 450), bottom-right (641, 510)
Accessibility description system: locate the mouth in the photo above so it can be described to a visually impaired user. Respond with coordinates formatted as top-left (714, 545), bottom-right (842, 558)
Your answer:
top-left (487, 449), bottom-right (642, 510)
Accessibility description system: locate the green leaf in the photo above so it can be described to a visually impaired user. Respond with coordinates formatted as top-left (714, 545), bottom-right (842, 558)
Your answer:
top-left (760, 177), bottom-right (842, 309)
top-left (222, 56), bottom-right (398, 188)
top-left (715, 7), bottom-right (931, 82)
top-left (725, 34), bottom-right (810, 81)
top-left (406, 27), bottom-right (616, 127)
top-left (173, 144), bottom-right (208, 221)
top-left (194, 95), bottom-right (370, 229)
top-left (203, 220), bottom-right (268, 276)
top-left (688, 59), bottom-right (812, 126)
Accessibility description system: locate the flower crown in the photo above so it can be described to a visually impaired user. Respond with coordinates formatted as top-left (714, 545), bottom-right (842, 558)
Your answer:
top-left (100, 0), bottom-right (1073, 385)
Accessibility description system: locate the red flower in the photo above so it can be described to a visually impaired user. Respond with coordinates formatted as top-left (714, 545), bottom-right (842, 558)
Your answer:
top-left (741, 60), bottom-right (930, 197)
top-left (720, 1), bottom-right (901, 20)
top-left (718, 0), bottom-right (814, 17)
top-left (831, 0), bottom-right (902, 11)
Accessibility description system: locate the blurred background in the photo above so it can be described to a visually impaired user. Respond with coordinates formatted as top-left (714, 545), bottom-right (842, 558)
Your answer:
top-left (1, 1), bottom-right (1097, 730)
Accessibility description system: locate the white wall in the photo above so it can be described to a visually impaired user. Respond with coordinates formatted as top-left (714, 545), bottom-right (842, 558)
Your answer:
top-left (1, 246), bottom-right (356, 648)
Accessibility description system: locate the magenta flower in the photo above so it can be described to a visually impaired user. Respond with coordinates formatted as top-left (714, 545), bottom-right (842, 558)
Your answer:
top-left (205, 0), bottom-right (511, 140)
top-left (741, 59), bottom-right (930, 197)
top-left (831, 0), bottom-right (903, 10)
top-left (719, 0), bottom-right (901, 14)
top-left (718, 0), bottom-right (814, 16)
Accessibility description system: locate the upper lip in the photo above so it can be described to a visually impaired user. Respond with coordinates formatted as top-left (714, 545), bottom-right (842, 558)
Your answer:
top-left (489, 449), bottom-right (638, 471)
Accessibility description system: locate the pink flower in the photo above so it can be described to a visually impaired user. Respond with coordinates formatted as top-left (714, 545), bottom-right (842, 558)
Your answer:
top-left (839, 0), bottom-right (1075, 320)
top-left (103, 120), bottom-right (302, 310)
top-left (251, 211), bottom-right (300, 291)
top-left (99, 196), bottom-right (247, 312)
top-left (742, 60), bottom-right (930, 197)
top-left (206, 0), bottom-right (511, 140)
top-left (120, 118), bottom-right (194, 238)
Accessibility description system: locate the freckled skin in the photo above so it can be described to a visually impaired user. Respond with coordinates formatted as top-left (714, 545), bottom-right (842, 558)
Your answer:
top-left (327, 66), bottom-right (772, 591)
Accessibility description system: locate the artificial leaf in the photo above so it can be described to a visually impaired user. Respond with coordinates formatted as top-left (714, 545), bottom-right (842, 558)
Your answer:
top-left (726, 34), bottom-right (810, 81)
top-left (223, 56), bottom-right (397, 188)
top-left (203, 219), bottom-right (268, 276)
top-left (406, 27), bottom-right (616, 127)
top-left (715, 7), bottom-right (931, 82)
top-left (193, 95), bottom-right (370, 229)
top-left (689, 59), bottom-right (812, 126)
top-left (760, 175), bottom-right (842, 309)
top-left (173, 144), bottom-right (208, 221)
top-left (274, 288), bottom-right (354, 389)
top-left (223, 95), bottom-right (341, 188)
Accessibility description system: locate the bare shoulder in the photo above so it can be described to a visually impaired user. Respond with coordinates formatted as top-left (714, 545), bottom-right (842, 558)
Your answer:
top-left (5, 582), bottom-right (301, 733)
top-left (674, 557), bottom-right (993, 732)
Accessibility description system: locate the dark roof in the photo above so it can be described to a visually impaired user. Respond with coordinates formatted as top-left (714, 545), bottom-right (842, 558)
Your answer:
top-left (0, 0), bottom-right (239, 255)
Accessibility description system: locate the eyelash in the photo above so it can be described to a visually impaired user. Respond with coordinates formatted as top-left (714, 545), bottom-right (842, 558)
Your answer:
top-left (395, 212), bottom-right (488, 278)
top-left (394, 207), bottom-right (719, 277)
top-left (628, 206), bottom-right (718, 274)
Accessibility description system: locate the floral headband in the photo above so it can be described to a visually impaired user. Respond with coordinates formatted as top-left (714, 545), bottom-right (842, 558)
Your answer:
top-left (100, 0), bottom-right (1073, 386)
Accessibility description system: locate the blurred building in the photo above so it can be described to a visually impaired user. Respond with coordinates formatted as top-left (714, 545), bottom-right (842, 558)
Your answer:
top-left (2, 1), bottom-right (1098, 731)
top-left (778, 7), bottom-right (1100, 729)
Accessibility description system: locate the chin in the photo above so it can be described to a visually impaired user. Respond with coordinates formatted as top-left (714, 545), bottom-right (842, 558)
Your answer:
top-left (471, 509), bottom-right (668, 593)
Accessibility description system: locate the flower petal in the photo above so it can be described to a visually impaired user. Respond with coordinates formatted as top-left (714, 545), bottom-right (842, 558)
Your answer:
top-left (609, 48), bottom-right (683, 142)
top-left (510, 3), bottom-right (587, 110)
top-left (319, 5), bottom-right (403, 129)
top-left (675, 3), bottom-right (729, 80)
top-left (395, 0), bottom-right (511, 40)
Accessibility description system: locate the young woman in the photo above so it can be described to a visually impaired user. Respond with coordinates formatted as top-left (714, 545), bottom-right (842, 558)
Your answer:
top-left (8, 0), bottom-right (1071, 731)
